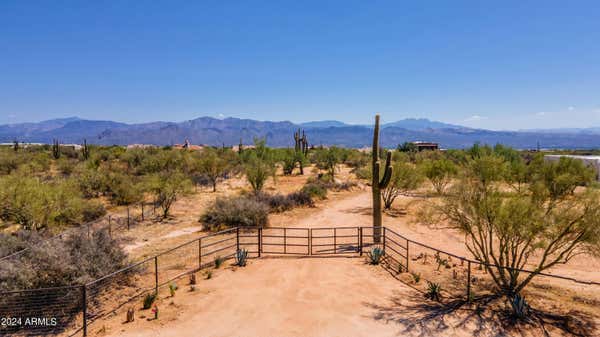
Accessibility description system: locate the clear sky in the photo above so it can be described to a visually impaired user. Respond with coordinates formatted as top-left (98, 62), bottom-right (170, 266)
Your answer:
top-left (1, 1), bottom-right (600, 130)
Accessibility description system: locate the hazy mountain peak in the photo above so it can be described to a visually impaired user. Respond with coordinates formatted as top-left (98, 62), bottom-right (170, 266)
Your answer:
top-left (300, 120), bottom-right (350, 128)
top-left (382, 118), bottom-right (463, 130)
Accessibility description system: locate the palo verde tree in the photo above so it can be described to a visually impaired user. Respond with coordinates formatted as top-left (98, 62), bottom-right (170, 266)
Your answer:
top-left (146, 172), bottom-right (191, 219)
top-left (195, 148), bottom-right (231, 192)
top-left (423, 154), bottom-right (600, 310)
top-left (371, 114), bottom-right (392, 243)
top-left (420, 158), bottom-right (457, 195)
top-left (244, 155), bottom-right (275, 194)
top-left (381, 161), bottom-right (423, 210)
top-left (315, 146), bottom-right (343, 181)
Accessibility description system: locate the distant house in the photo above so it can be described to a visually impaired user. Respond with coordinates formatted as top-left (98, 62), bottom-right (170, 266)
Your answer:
top-left (412, 141), bottom-right (439, 151)
top-left (544, 155), bottom-right (600, 181)
top-left (127, 144), bottom-right (157, 150)
top-left (173, 139), bottom-right (205, 151)
top-left (398, 141), bottom-right (439, 152)
top-left (232, 144), bottom-right (256, 152)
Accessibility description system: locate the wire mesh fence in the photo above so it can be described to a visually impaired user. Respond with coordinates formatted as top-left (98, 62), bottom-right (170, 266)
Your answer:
top-left (1, 225), bottom-right (599, 336)
top-left (0, 286), bottom-right (83, 336)
top-left (0, 202), bottom-right (156, 265)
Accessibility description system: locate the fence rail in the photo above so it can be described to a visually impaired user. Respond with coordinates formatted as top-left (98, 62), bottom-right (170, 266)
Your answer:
top-left (1, 225), bottom-right (599, 336)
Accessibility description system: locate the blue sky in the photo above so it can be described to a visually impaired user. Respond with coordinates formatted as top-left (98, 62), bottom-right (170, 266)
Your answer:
top-left (1, 1), bottom-right (599, 130)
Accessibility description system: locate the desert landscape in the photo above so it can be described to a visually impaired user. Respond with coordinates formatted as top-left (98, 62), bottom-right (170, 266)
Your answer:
top-left (3, 3), bottom-right (600, 336)
top-left (2, 137), bottom-right (600, 337)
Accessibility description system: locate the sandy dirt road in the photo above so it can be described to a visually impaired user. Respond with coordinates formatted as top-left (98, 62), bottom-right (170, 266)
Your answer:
top-left (99, 258), bottom-right (488, 337)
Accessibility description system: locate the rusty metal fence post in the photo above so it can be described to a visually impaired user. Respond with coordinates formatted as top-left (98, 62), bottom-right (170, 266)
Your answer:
top-left (236, 227), bottom-right (240, 252)
top-left (382, 227), bottom-right (386, 253)
top-left (108, 215), bottom-right (112, 238)
top-left (154, 256), bottom-right (158, 293)
top-left (258, 227), bottom-right (262, 257)
top-left (467, 260), bottom-right (472, 302)
top-left (359, 227), bottom-right (363, 256)
top-left (406, 239), bottom-right (409, 272)
top-left (309, 228), bottom-right (312, 255)
top-left (306, 228), bottom-right (310, 255)
top-left (198, 238), bottom-right (202, 270)
top-left (81, 285), bottom-right (87, 337)
top-left (333, 228), bottom-right (337, 254)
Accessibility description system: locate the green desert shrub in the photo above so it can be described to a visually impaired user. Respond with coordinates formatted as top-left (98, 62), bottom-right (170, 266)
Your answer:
top-left (200, 196), bottom-right (269, 230)
top-left (255, 192), bottom-right (295, 213)
top-left (286, 190), bottom-right (314, 207)
top-left (301, 183), bottom-right (328, 200)
top-left (143, 292), bottom-right (157, 309)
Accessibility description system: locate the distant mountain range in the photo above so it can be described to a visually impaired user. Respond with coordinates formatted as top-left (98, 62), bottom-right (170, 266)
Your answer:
top-left (1, 116), bottom-right (600, 149)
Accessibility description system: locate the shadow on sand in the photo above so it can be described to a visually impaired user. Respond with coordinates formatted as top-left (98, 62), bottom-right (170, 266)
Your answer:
top-left (363, 291), bottom-right (597, 337)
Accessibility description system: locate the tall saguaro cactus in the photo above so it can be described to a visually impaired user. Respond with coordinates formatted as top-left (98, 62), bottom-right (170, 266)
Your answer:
top-left (372, 114), bottom-right (392, 243)
top-left (294, 129), bottom-right (309, 174)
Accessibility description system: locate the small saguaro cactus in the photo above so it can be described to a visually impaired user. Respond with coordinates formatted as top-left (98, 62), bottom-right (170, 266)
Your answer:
top-left (238, 138), bottom-right (244, 154)
top-left (13, 140), bottom-right (18, 152)
top-left (371, 114), bottom-right (393, 243)
top-left (52, 139), bottom-right (61, 159)
top-left (82, 139), bottom-right (90, 160)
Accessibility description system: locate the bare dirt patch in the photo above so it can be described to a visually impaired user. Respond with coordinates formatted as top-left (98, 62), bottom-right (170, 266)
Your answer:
top-left (91, 257), bottom-right (470, 337)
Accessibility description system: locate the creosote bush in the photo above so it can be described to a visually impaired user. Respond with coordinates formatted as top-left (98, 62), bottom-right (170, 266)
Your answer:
top-left (0, 229), bottom-right (128, 291)
top-left (200, 196), bottom-right (269, 230)
top-left (301, 183), bottom-right (328, 200)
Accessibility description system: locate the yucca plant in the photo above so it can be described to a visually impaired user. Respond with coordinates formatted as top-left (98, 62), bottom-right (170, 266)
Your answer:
top-left (411, 271), bottom-right (421, 284)
top-left (510, 293), bottom-right (530, 319)
top-left (367, 247), bottom-right (385, 265)
top-left (143, 292), bottom-right (157, 309)
top-left (236, 248), bottom-right (249, 267)
top-left (425, 281), bottom-right (442, 302)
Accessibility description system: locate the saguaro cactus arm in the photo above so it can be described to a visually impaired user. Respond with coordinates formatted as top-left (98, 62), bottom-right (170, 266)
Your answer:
top-left (378, 150), bottom-right (393, 189)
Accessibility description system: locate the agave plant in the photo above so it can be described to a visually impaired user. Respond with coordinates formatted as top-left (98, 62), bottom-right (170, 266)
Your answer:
top-left (367, 247), bottom-right (385, 265)
top-left (510, 293), bottom-right (530, 319)
top-left (425, 281), bottom-right (442, 302)
top-left (236, 248), bottom-right (249, 267)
